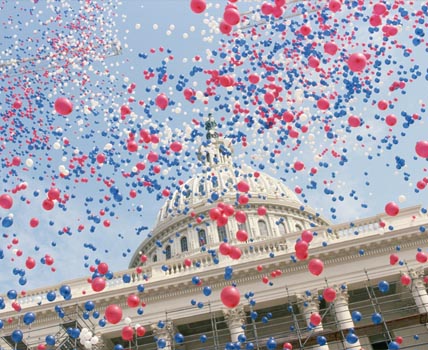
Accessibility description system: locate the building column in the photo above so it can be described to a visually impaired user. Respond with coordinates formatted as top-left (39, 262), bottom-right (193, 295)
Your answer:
top-left (223, 305), bottom-right (246, 343)
top-left (151, 321), bottom-right (173, 350)
top-left (408, 268), bottom-right (428, 314)
top-left (332, 285), bottom-right (361, 350)
top-left (297, 291), bottom-right (329, 350)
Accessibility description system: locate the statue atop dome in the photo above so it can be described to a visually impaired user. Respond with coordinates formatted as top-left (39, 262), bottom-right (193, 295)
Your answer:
top-left (198, 113), bottom-right (233, 167)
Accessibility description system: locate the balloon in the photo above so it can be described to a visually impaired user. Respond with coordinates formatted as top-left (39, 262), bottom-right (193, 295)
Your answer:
top-left (42, 199), bottom-right (55, 211)
top-left (45, 335), bottom-right (55, 346)
top-left (348, 115), bottom-right (361, 127)
top-left (415, 141), bottom-right (428, 158)
top-left (0, 194), bottom-right (13, 209)
top-left (59, 285), bottom-right (71, 298)
top-left (295, 240), bottom-right (308, 253)
top-left (324, 42), bottom-right (338, 55)
top-left (84, 301), bottom-right (95, 311)
top-left (25, 257), bottom-right (36, 269)
top-left (97, 262), bottom-right (109, 275)
top-left (203, 286), bottom-right (212, 296)
top-left (308, 259), bottom-right (324, 276)
top-left (155, 93), bottom-right (168, 110)
top-left (388, 341), bottom-right (400, 350)
top-left (54, 97), bottom-right (73, 115)
top-left (309, 312), bottom-right (321, 326)
top-left (190, 0), bottom-right (206, 14)
top-left (157, 338), bottom-right (167, 349)
top-left (170, 141), bottom-right (183, 153)
top-left (400, 274), bottom-right (411, 286)
top-left (257, 206), bottom-right (267, 215)
top-left (121, 326), bottom-right (134, 341)
top-left (220, 286), bottom-right (240, 308)
top-left (385, 114), bottom-right (397, 126)
top-left (351, 310), bottom-right (362, 322)
top-left (219, 242), bottom-right (231, 255)
top-left (136, 326), bottom-right (146, 337)
top-left (348, 53), bottom-right (367, 72)
top-left (316, 336), bottom-right (327, 346)
top-left (91, 277), bottom-right (106, 292)
top-left (237, 181), bottom-right (250, 192)
top-left (184, 258), bottom-right (192, 267)
top-left (371, 312), bottom-right (382, 325)
top-left (389, 254), bottom-right (399, 265)
top-left (127, 294), bottom-right (140, 308)
top-left (346, 332), bottom-right (359, 344)
top-left (236, 230), bottom-right (248, 242)
top-left (11, 330), bottom-right (23, 343)
top-left (416, 251), bottom-right (427, 263)
top-left (223, 7), bottom-right (240, 26)
top-left (283, 343), bottom-right (293, 350)
top-left (385, 202), bottom-right (399, 216)
top-left (301, 230), bottom-right (313, 243)
top-left (378, 280), bottom-right (389, 293)
top-left (105, 304), bottom-right (123, 324)
top-left (329, 0), bottom-right (342, 12)
top-left (266, 338), bottom-right (276, 350)
top-left (322, 288), bottom-right (337, 303)
top-left (23, 312), bottom-right (36, 325)
top-left (174, 333), bottom-right (184, 343)
top-left (209, 207), bottom-right (222, 220)
top-left (229, 246), bottom-right (242, 260)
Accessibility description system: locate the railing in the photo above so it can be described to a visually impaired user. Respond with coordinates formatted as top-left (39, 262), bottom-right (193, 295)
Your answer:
top-left (1, 206), bottom-right (426, 313)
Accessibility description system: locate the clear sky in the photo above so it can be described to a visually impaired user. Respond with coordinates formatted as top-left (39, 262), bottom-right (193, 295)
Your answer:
top-left (0, 0), bottom-right (427, 292)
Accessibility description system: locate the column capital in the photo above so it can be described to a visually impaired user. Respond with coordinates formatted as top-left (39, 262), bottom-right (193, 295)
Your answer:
top-left (223, 305), bottom-right (246, 328)
top-left (151, 320), bottom-right (174, 337)
top-left (407, 267), bottom-right (425, 281)
top-left (296, 290), bottom-right (320, 313)
top-left (333, 284), bottom-right (349, 304)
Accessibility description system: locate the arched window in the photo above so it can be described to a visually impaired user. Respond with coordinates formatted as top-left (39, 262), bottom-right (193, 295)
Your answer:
top-left (152, 254), bottom-right (158, 263)
top-left (180, 237), bottom-right (188, 253)
top-left (295, 223), bottom-right (302, 232)
top-left (258, 220), bottom-right (268, 236)
top-left (198, 229), bottom-right (207, 247)
top-left (218, 225), bottom-right (227, 242)
top-left (165, 245), bottom-right (171, 260)
top-left (278, 223), bottom-right (287, 236)
top-left (238, 222), bottom-right (248, 232)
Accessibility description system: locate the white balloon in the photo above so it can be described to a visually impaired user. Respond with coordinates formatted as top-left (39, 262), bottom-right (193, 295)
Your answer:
top-left (90, 336), bottom-right (99, 345)
top-left (25, 158), bottom-right (33, 167)
top-left (84, 340), bottom-right (92, 349)
top-left (124, 317), bottom-right (132, 325)
top-left (398, 195), bottom-right (406, 203)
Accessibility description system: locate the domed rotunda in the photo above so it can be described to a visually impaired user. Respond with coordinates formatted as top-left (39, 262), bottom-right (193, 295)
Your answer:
top-left (129, 116), bottom-right (330, 268)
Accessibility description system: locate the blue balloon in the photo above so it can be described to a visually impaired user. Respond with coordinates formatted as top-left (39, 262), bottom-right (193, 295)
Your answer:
top-left (203, 286), bottom-right (212, 296)
top-left (157, 338), bottom-right (167, 349)
top-left (0, 320), bottom-right (3, 329)
top-left (246, 342), bottom-right (255, 350)
top-left (2, 216), bottom-right (14, 228)
top-left (378, 280), bottom-right (389, 293)
top-left (11, 329), bottom-right (23, 343)
top-left (45, 335), bottom-right (55, 346)
top-left (84, 300), bottom-right (95, 311)
top-left (99, 318), bottom-right (107, 327)
top-left (59, 285), bottom-right (71, 297)
top-left (351, 310), bottom-right (362, 322)
top-left (114, 345), bottom-right (124, 350)
top-left (191, 276), bottom-right (200, 285)
top-left (46, 291), bottom-right (56, 302)
top-left (317, 336), bottom-right (327, 345)
top-left (122, 274), bottom-right (131, 283)
top-left (23, 312), bottom-right (36, 325)
top-left (371, 312), bottom-right (382, 325)
top-left (174, 333), bottom-right (184, 343)
top-left (7, 290), bottom-right (17, 300)
top-left (238, 334), bottom-right (246, 343)
top-left (388, 341), bottom-right (400, 350)
top-left (266, 338), bottom-right (277, 350)
top-left (200, 334), bottom-right (207, 343)
top-left (346, 333), bottom-right (359, 344)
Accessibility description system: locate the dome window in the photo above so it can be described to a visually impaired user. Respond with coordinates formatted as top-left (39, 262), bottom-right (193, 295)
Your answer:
top-left (198, 229), bottom-right (207, 247)
top-left (165, 245), bottom-right (172, 260)
top-left (258, 220), bottom-right (269, 237)
top-left (278, 223), bottom-right (287, 236)
top-left (217, 226), bottom-right (227, 242)
top-left (180, 236), bottom-right (188, 253)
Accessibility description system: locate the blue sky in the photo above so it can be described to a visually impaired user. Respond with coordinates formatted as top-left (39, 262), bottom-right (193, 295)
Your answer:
top-left (0, 0), bottom-right (427, 292)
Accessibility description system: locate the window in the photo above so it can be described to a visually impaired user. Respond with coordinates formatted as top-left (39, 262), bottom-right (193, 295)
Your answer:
top-left (369, 335), bottom-right (389, 350)
top-left (199, 183), bottom-right (204, 194)
top-left (238, 222), bottom-right (247, 232)
top-left (212, 176), bottom-right (218, 188)
top-left (165, 245), bottom-right (171, 260)
top-left (198, 229), bottom-right (207, 247)
top-left (278, 223), bottom-right (287, 236)
top-left (218, 226), bottom-right (227, 242)
top-left (152, 254), bottom-right (158, 263)
top-left (295, 223), bottom-right (302, 232)
top-left (258, 220), bottom-right (268, 236)
top-left (180, 237), bottom-right (188, 252)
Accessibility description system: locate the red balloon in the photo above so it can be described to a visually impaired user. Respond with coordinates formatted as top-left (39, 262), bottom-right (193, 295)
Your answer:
top-left (235, 211), bottom-right (247, 224)
top-left (373, 3), bottom-right (387, 15)
top-left (136, 326), bottom-right (146, 337)
top-left (217, 214), bottom-right (228, 227)
top-left (385, 114), bottom-right (397, 126)
top-left (190, 0), bottom-right (206, 14)
top-left (219, 242), bottom-right (232, 255)
top-left (323, 42), bottom-right (338, 55)
top-left (105, 304), bottom-right (123, 324)
top-left (42, 199), bottom-right (55, 211)
top-left (308, 259), bottom-right (324, 276)
top-left (140, 255), bottom-right (148, 263)
top-left (395, 336), bottom-right (403, 345)
top-left (348, 53), bottom-right (367, 72)
top-left (236, 180), bottom-right (250, 192)
top-left (122, 326), bottom-right (134, 341)
top-left (229, 246), bottom-right (242, 260)
top-left (47, 188), bottom-right (60, 200)
top-left (248, 73), bottom-right (260, 84)
top-left (257, 206), bottom-right (267, 215)
top-left (309, 312), bottom-right (322, 326)
top-left (283, 343), bottom-right (293, 350)
top-left (323, 287), bottom-right (337, 302)
top-left (98, 262), bottom-right (109, 275)
top-left (295, 250), bottom-right (308, 260)
top-left (295, 240), bottom-right (309, 253)
top-left (308, 56), bottom-right (320, 68)
top-left (29, 217), bottom-right (39, 228)
top-left (25, 257), bottom-right (36, 269)
top-left (127, 294), bottom-right (140, 308)
top-left (0, 194), bottom-right (13, 209)
top-left (294, 161), bottom-right (304, 171)
top-left (389, 254), bottom-right (399, 265)
top-left (37, 344), bottom-right (47, 350)
top-left (416, 252), bottom-right (427, 263)
top-left (170, 141), bottom-right (183, 153)
top-left (415, 141), bottom-right (428, 158)
top-left (328, 0), bottom-right (342, 12)
top-left (238, 194), bottom-right (249, 205)
top-left (54, 97), bottom-right (73, 115)
top-left (184, 258), bottom-right (192, 267)
top-left (220, 286), bottom-right (240, 308)
top-left (348, 115), bottom-right (361, 127)
top-left (236, 230), bottom-right (248, 242)
top-left (209, 207), bottom-right (222, 220)
top-left (91, 277), bottom-right (106, 292)
top-left (219, 20), bottom-right (232, 35)
top-left (377, 100), bottom-right (388, 110)
top-left (155, 93), bottom-right (168, 110)
top-left (223, 204), bottom-right (235, 217)
top-left (317, 98), bottom-right (330, 110)
top-left (400, 274), bottom-right (411, 286)
top-left (301, 230), bottom-right (313, 243)
top-left (385, 201), bottom-right (399, 216)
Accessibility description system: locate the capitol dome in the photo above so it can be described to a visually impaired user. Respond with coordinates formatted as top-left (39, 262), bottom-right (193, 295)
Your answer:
top-left (129, 116), bottom-right (330, 268)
